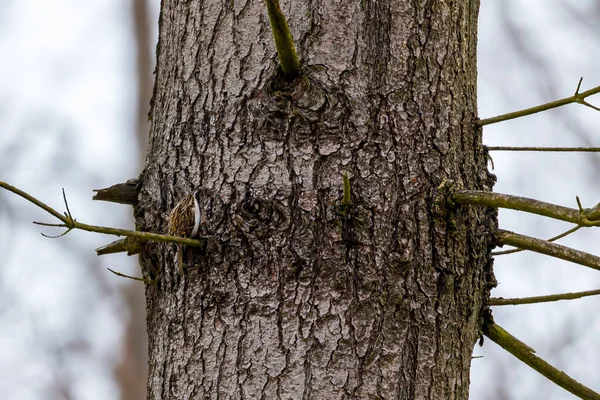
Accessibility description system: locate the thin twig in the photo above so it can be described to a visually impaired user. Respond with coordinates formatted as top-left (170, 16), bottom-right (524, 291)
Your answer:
top-left (0, 181), bottom-right (65, 220)
top-left (62, 188), bottom-right (74, 222)
top-left (65, 219), bottom-right (207, 247)
top-left (490, 288), bottom-right (600, 306)
top-left (478, 77), bottom-right (600, 126)
top-left (488, 146), bottom-right (600, 152)
top-left (492, 226), bottom-right (581, 256)
top-left (41, 227), bottom-right (72, 239)
top-left (107, 268), bottom-right (157, 283)
top-left (497, 230), bottom-right (600, 272)
top-left (483, 321), bottom-right (600, 400)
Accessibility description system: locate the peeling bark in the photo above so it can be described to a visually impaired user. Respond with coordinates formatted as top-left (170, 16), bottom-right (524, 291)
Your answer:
top-left (137, 0), bottom-right (496, 398)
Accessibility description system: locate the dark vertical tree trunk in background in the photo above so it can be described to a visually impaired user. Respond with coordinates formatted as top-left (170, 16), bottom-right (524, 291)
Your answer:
top-left (137, 0), bottom-right (495, 398)
top-left (113, 2), bottom-right (154, 399)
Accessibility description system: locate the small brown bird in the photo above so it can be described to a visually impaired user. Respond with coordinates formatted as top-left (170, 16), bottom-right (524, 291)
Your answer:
top-left (167, 191), bottom-right (201, 274)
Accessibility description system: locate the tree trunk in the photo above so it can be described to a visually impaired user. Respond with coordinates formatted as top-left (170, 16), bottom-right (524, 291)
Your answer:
top-left (137, 0), bottom-right (496, 398)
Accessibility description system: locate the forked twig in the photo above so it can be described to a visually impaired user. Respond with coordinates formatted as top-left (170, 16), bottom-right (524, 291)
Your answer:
top-left (479, 77), bottom-right (600, 126)
top-left (0, 180), bottom-right (207, 248)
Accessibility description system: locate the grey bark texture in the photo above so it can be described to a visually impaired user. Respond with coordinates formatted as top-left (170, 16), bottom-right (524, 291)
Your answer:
top-left (136, 0), bottom-right (496, 399)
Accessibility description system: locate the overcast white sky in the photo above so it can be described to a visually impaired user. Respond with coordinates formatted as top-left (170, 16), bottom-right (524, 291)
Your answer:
top-left (1, 1), bottom-right (600, 399)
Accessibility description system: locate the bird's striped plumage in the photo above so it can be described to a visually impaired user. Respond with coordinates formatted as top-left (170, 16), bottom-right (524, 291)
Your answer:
top-left (167, 191), bottom-right (200, 274)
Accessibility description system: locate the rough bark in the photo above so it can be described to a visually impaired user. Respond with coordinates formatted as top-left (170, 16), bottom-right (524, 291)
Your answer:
top-left (137, 0), bottom-right (496, 399)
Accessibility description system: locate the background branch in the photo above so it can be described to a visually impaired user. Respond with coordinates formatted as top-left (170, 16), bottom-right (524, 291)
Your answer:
top-left (488, 146), bottom-right (600, 152)
top-left (492, 226), bottom-right (581, 256)
top-left (489, 288), bottom-right (600, 305)
top-left (0, 181), bottom-right (206, 248)
top-left (497, 230), bottom-right (600, 271)
top-left (478, 78), bottom-right (600, 126)
top-left (483, 321), bottom-right (600, 400)
top-left (452, 190), bottom-right (591, 225)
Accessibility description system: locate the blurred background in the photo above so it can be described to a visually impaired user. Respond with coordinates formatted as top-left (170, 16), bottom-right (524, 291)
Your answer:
top-left (1, 1), bottom-right (599, 399)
